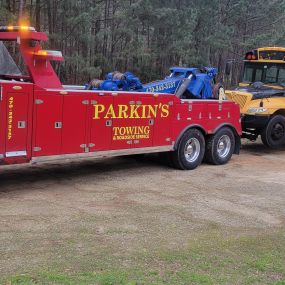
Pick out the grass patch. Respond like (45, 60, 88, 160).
(2, 231, 285, 285)
(2, 272, 135, 285)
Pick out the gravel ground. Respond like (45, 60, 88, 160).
(0, 140, 285, 279)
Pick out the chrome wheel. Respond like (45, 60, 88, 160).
(184, 138, 200, 163)
(217, 135, 231, 158)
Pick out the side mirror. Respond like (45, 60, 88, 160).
(225, 62, 232, 75)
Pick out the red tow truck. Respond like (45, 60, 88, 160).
(0, 26, 241, 170)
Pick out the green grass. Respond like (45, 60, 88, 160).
(2, 231, 285, 285)
(2, 272, 134, 285)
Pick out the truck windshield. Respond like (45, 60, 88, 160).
(0, 41, 22, 76)
(243, 62, 285, 87)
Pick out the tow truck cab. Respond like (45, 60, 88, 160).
(0, 26, 241, 169)
(0, 26, 63, 164)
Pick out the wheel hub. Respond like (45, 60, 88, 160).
(217, 135, 231, 158)
(184, 138, 200, 163)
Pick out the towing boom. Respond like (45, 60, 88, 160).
(86, 67, 218, 100)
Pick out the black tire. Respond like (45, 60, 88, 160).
(171, 129, 205, 170)
(261, 115, 285, 148)
(205, 127, 235, 165)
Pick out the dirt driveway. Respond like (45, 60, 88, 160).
(0, 140, 285, 284)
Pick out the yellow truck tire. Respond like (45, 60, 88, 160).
(261, 115, 285, 148)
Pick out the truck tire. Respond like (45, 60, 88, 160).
(261, 115, 285, 148)
(171, 129, 205, 170)
(205, 127, 235, 165)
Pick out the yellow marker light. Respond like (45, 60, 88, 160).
(37, 50, 48, 56)
(20, 26, 29, 31)
(7, 26, 13, 31)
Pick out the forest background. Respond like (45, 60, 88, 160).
(1, 0, 285, 86)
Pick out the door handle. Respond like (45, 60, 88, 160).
(18, 121, 26, 129)
(149, 119, 154, 126)
(106, 120, 112, 127)
(54, 122, 62, 129)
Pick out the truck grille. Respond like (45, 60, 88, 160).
(228, 93, 250, 109)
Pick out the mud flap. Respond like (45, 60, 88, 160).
(234, 135, 241, 154)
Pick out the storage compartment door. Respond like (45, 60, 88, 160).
(206, 101, 231, 130)
(61, 95, 89, 154)
(132, 96, 154, 148)
(111, 94, 135, 150)
(89, 94, 113, 152)
(0, 86, 5, 158)
(33, 92, 63, 157)
(153, 95, 173, 146)
(5, 92, 29, 157)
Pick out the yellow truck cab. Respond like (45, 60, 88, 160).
(226, 47, 285, 148)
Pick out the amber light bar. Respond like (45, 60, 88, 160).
(34, 50, 63, 57)
(0, 26, 36, 32)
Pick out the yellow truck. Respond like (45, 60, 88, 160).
(226, 47, 285, 148)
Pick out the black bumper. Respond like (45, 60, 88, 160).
(241, 114, 270, 130)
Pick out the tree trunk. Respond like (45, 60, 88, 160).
(18, 0, 25, 22)
(35, 0, 41, 31)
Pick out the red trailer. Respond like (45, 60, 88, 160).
(0, 26, 241, 170)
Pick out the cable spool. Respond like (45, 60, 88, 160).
(87, 79, 104, 90)
(112, 71, 125, 80)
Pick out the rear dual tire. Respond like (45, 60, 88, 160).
(205, 127, 235, 165)
(171, 127, 235, 170)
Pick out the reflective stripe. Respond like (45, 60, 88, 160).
(5, 151, 27, 158)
